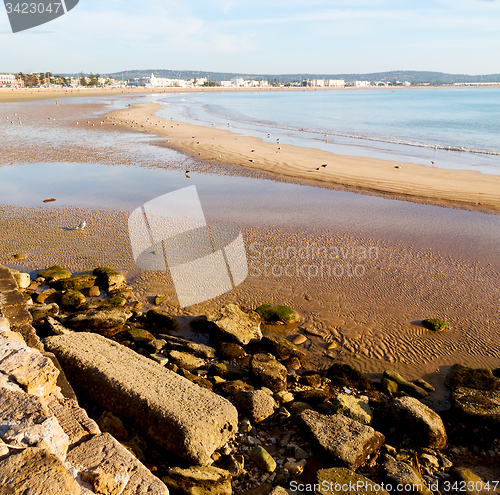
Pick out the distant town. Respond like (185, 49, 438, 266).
(1, 71, 499, 89)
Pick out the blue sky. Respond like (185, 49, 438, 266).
(1, 0, 500, 75)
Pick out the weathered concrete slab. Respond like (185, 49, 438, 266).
(66, 432, 169, 495)
(44, 332, 238, 465)
(44, 351, 78, 401)
(15, 322, 44, 352)
(0, 289, 32, 328)
(0, 447, 81, 495)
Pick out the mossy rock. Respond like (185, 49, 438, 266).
(57, 274, 97, 291)
(38, 265, 72, 282)
(146, 309, 178, 330)
(255, 304, 299, 324)
(127, 328, 155, 344)
(445, 364, 500, 391)
(327, 363, 372, 391)
(60, 290, 86, 308)
(92, 266, 127, 293)
(81, 296, 127, 310)
(422, 318, 450, 331)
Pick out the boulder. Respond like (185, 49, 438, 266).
(67, 433, 169, 495)
(29, 302, 60, 322)
(207, 304, 262, 345)
(383, 370, 428, 399)
(380, 455, 434, 495)
(332, 393, 373, 425)
(250, 353, 287, 392)
(326, 363, 372, 390)
(57, 274, 97, 291)
(147, 309, 178, 330)
(255, 304, 299, 324)
(162, 466, 231, 495)
(44, 332, 238, 465)
(217, 379, 254, 395)
(299, 410, 385, 470)
(9, 269, 31, 289)
(38, 265, 72, 282)
(314, 467, 389, 495)
(0, 447, 81, 494)
(452, 467, 490, 495)
(92, 267, 127, 293)
(209, 362, 247, 380)
(259, 335, 305, 362)
(60, 290, 86, 309)
(65, 307, 132, 330)
(445, 364, 500, 391)
(218, 342, 246, 360)
(451, 387, 500, 430)
(168, 350, 206, 371)
(46, 316, 73, 336)
(234, 390, 278, 423)
(391, 396, 447, 449)
(422, 318, 450, 331)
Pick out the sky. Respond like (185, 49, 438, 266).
(1, 0, 500, 76)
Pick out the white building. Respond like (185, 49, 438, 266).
(0, 74, 21, 87)
(326, 79, 345, 87)
(354, 80, 371, 87)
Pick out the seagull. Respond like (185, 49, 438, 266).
(185, 171, 190, 178)
(431, 161, 436, 164)
(321, 164, 328, 168)
(76, 220, 86, 230)
(315, 167, 320, 170)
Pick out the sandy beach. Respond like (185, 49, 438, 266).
(106, 102, 500, 213)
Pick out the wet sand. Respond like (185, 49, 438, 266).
(1, 95, 499, 399)
(106, 102, 500, 213)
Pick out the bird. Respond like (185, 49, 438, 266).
(315, 167, 320, 170)
(185, 171, 190, 178)
(76, 220, 86, 230)
(251, 149, 255, 152)
(321, 164, 328, 168)
(431, 161, 436, 164)
(395, 165, 401, 169)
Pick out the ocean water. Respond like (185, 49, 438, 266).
(155, 88, 500, 174)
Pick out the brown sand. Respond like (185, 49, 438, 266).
(105, 102, 500, 214)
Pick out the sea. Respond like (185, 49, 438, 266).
(156, 87, 500, 175)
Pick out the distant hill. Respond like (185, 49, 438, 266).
(57, 69, 500, 85)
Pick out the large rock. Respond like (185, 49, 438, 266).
(0, 447, 81, 494)
(234, 390, 278, 423)
(451, 387, 500, 430)
(29, 302, 60, 322)
(0, 340, 59, 397)
(65, 307, 132, 330)
(250, 353, 287, 392)
(380, 455, 434, 495)
(9, 269, 31, 289)
(255, 304, 299, 324)
(313, 467, 389, 495)
(299, 410, 385, 470)
(38, 265, 72, 282)
(326, 363, 372, 390)
(92, 267, 127, 293)
(67, 432, 169, 495)
(383, 370, 428, 399)
(147, 309, 178, 330)
(162, 466, 231, 495)
(168, 350, 206, 371)
(391, 397, 447, 449)
(452, 467, 490, 495)
(0, 388, 69, 460)
(57, 274, 97, 291)
(445, 364, 500, 391)
(332, 393, 373, 425)
(44, 332, 238, 465)
(207, 304, 262, 345)
(259, 336, 305, 362)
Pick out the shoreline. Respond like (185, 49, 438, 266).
(105, 102, 500, 214)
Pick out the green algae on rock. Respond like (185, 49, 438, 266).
(255, 304, 299, 324)
(38, 265, 72, 282)
(422, 318, 450, 331)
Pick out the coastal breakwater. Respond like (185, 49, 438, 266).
(1, 263, 500, 494)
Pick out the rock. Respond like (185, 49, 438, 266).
(288, 402, 313, 415)
(255, 304, 299, 324)
(218, 342, 246, 360)
(0, 389, 69, 460)
(332, 393, 373, 425)
(284, 459, 306, 475)
(209, 362, 247, 379)
(250, 353, 287, 392)
(285, 356, 301, 370)
(60, 290, 86, 308)
(0, 341, 59, 397)
(178, 368, 213, 391)
(38, 265, 72, 282)
(66, 307, 132, 330)
(67, 433, 169, 494)
(420, 453, 439, 470)
(300, 373, 322, 387)
(314, 467, 389, 495)
(218, 379, 254, 395)
(451, 387, 500, 430)
(299, 409, 385, 470)
(250, 445, 276, 473)
(88, 285, 100, 297)
(208, 304, 262, 345)
(414, 378, 435, 392)
(380, 455, 433, 495)
(227, 454, 245, 475)
(260, 336, 306, 362)
(168, 350, 206, 371)
(422, 318, 450, 331)
(269, 488, 289, 495)
(326, 363, 372, 390)
(383, 370, 428, 399)
(445, 364, 500, 391)
(163, 466, 231, 495)
(0, 447, 81, 494)
(274, 391, 294, 404)
(150, 354, 169, 366)
(295, 389, 332, 405)
(9, 269, 31, 289)
(57, 274, 97, 291)
(234, 390, 278, 423)
(452, 467, 489, 495)
(36, 288, 58, 304)
(147, 309, 178, 330)
(29, 302, 60, 322)
(97, 411, 129, 441)
(44, 332, 237, 465)
(240, 484, 273, 495)
(157, 334, 215, 358)
(381, 377, 399, 394)
(292, 334, 307, 345)
(46, 316, 73, 335)
(127, 327, 155, 344)
(391, 396, 447, 449)
(92, 267, 127, 293)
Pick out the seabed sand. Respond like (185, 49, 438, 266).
(107, 102, 500, 213)
(1, 95, 499, 394)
